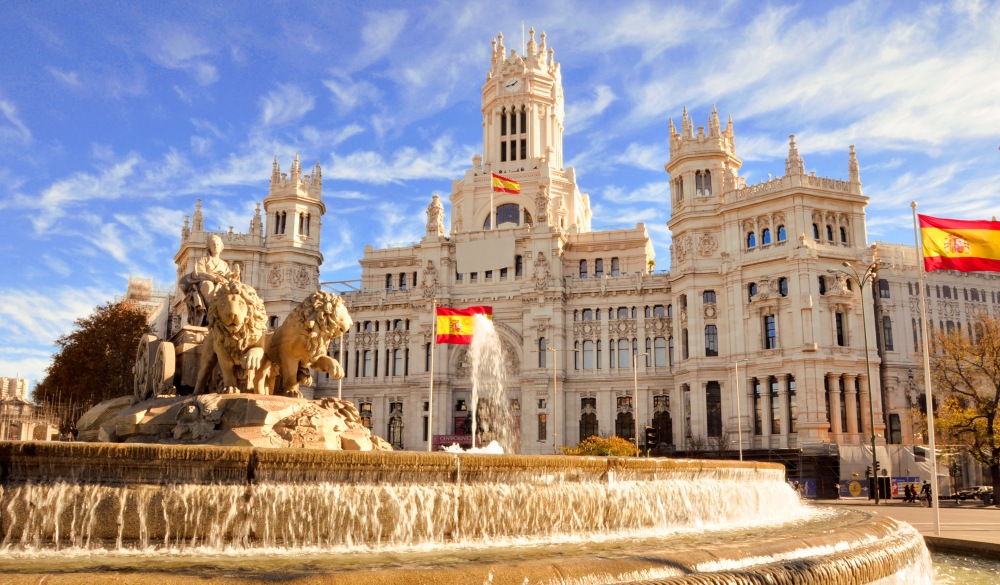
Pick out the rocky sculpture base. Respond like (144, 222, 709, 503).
(76, 393, 392, 451)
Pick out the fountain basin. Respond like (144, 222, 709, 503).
(0, 442, 930, 583)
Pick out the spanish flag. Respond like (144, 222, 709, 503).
(436, 306, 493, 344)
(918, 214, 1000, 273)
(491, 173, 520, 194)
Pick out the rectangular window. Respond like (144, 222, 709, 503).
(610, 257, 620, 276)
(520, 139, 526, 160)
(515, 255, 523, 277)
(705, 325, 718, 356)
(682, 329, 689, 360)
(500, 267, 508, 279)
(835, 313, 845, 346)
(753, 379, 762, 435)
(539, 337, 547, 368)
(763, 315, 777, 349)
(706, 382, 722, 438)
(883, 317, 894, 351)
(788, 377, 797, 433)
(770, 378, 780, 434)
(500, 141, 507, 162)
(878, 279, 890, 298)
(703, 290, 716, 304)
(618, 340, 630, 368)
(537, 413, 547, 441)
(393, 349, 403, 376)
(363, 350, 373, 377)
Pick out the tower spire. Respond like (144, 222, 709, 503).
(709, 104, 721, 137)
(785, 135, 805, 176)
(848, 145, 861, 185)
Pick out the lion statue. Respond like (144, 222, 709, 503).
(266, 291, 353, 398)
(194, 279, 269, 395)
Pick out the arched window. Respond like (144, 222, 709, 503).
(579, 259, 588, 278)
(595, 259, 604, 277)
(812, 223, 820, 239)
(399, 272, 407, 290)
(484, 203, 522, 228)
(779, 277, 789, 297)
(826, 224, 834, 241)
(703, 170, 712, 195)
(385, 274, 393, 291)
(840, 226, 848, 244)
(666, 304, 673, 317)
(610, 257, 620, 276)
(580, 397, 598, 440)
(500, 107, 507, 136)
(747, 232, 756, 248)
(777, 225, 787, 241)
(762, 228, 771, 245)
(748, 282, 758, 300)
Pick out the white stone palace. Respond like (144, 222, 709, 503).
(146, 29, 1000, 494)
(314, 30, 1000, 494)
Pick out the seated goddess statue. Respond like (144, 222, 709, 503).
(179, 234, 236, 326)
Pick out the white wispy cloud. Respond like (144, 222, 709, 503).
(0, 99, 32, 143)
(613, 142, 666, 171)
(323, 72, 381, 113)
(327, 136, 473, 184)
(47, 67, 81, 88)
(259, 84, 316, 127)
(565, 85, 617, 135)
(355, 10, 408, 69)
(146, 25, 218, 85)
(600, 182, 670, 204)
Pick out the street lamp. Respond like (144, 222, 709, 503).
(632, 352, 649, 453)
(831, 253, 881, 504)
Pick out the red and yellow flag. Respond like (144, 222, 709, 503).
(918, 214, 1000, 273)
(491, 173, 520, 194)
(436, 306, 493, 344)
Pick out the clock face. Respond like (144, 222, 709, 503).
(504, 78, 521, 93)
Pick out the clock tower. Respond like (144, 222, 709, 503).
(448, 29, 590, 234)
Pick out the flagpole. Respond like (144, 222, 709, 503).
(911, 201, 941, 535)
(428, 299, 436, 452)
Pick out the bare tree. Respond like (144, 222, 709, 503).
(931, 314, 1000, 505)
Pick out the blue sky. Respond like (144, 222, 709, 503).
(2, 0, 998, 388)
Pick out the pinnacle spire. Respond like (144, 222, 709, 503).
(785, 135, 805, 176)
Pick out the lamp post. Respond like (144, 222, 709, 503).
(632, 352, 649, 453)
(832, 253, 881, 504)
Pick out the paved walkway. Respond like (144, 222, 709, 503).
(813, 497, 1000, 556)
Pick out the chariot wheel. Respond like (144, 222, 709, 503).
(133, 334, 158, 400)
(150, 340, 176, 397)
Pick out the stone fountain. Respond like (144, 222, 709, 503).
(0, 441, 930, 583)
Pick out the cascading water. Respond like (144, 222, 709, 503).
(0, 443, 934, 584)
(467, 313, 513, 452)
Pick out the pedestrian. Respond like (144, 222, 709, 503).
(920, 481, 931, 506)
(903, 484, 912, 503)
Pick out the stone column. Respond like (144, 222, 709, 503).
(761, 378, 773, 440)
(858, 374, 872, 438)
(778, 374, 791, 446)
(827, 373, 843, 439)
(844, 374, 859, 441)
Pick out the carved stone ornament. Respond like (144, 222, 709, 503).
(705, 305, 717, 319)
(698, 233, 718, 256)
(269, 265, 284, 287)
(535, 185, 551, 225)
(294, 266, 311, 288)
